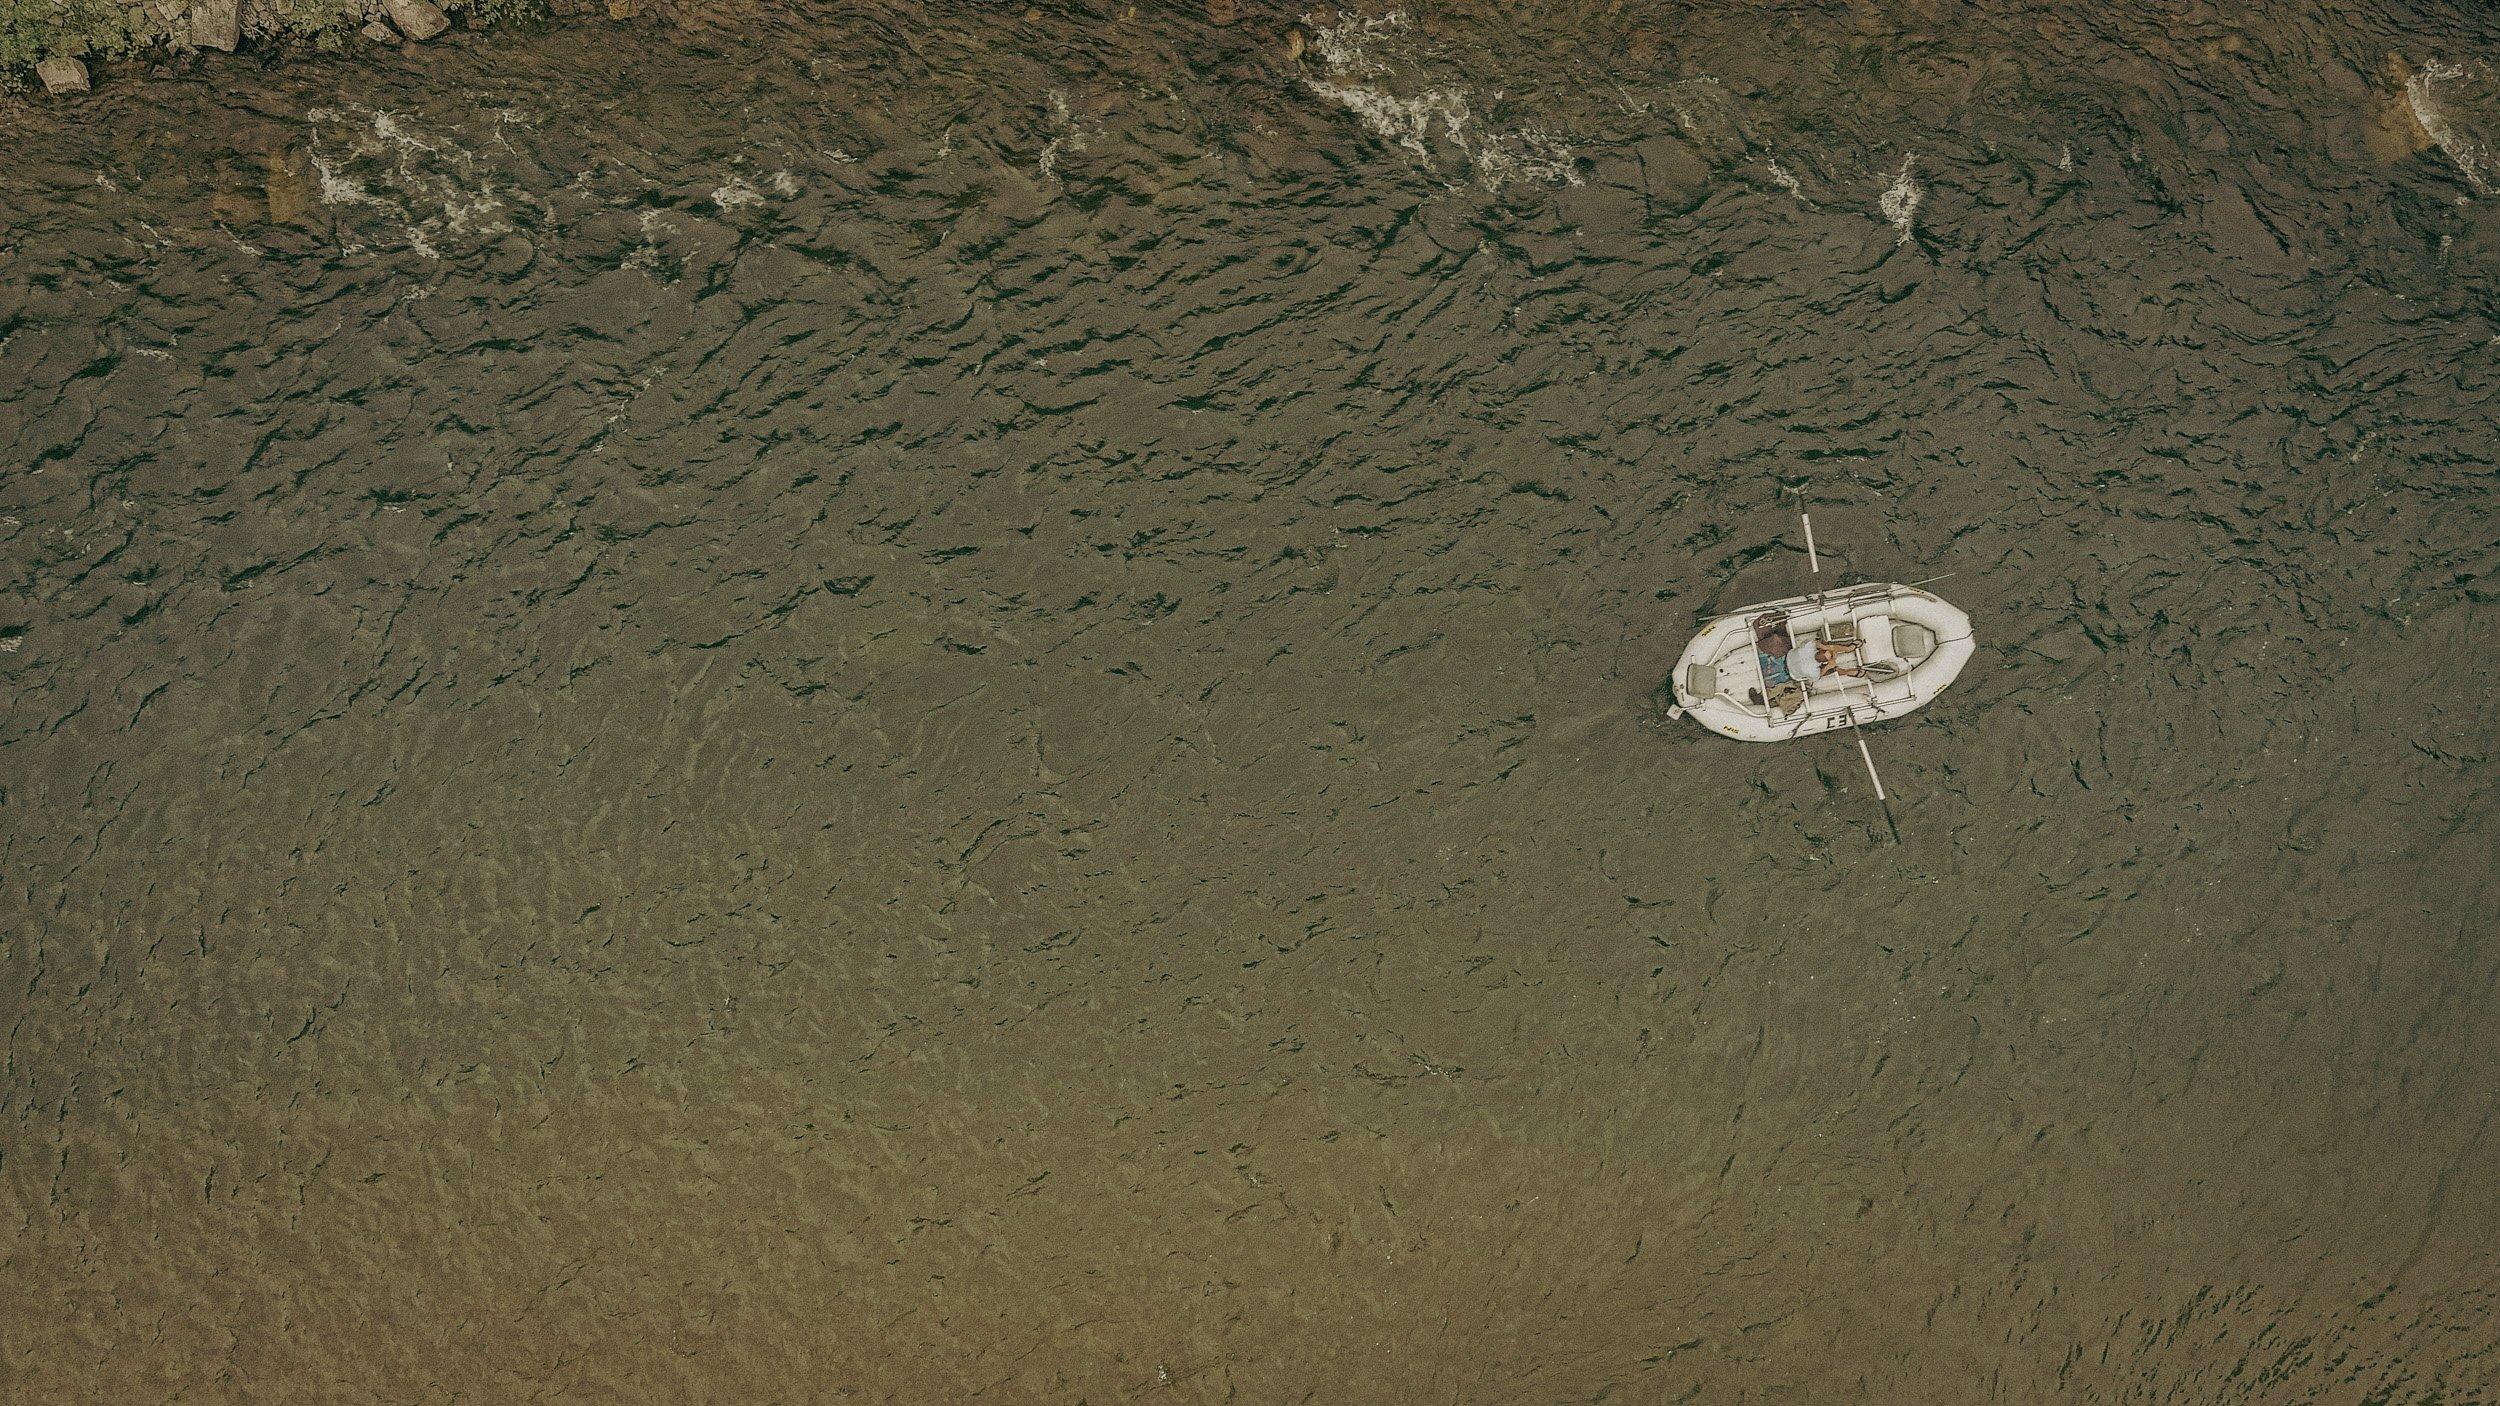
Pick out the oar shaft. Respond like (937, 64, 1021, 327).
(1854, 731, 1886, 801)
(1802, 511, 1819, 573)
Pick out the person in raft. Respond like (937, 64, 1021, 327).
(1758, 629, 1795, 684)
(1790, 638, 1864, 688)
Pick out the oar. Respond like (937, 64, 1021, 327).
(1851, 722, 1885, 801)
(1794, 489, 1901, 837)
(1796, 489, 1832, 623)
(1843, 706, 1901, 841)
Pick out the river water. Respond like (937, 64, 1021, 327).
(5, 2, 2498, 1399)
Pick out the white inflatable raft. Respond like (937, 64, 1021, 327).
(1669, 582, 1975, 742)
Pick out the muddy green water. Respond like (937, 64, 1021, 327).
(5, 2, 2499, 1400)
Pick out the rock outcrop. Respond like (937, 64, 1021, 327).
(191, 0, 241, 52)
(3, 0, 597, 89)
(384, 0, 452, 41)
(37, 57, 89, 95)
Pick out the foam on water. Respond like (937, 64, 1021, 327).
(623, 207, 669, 274)
(1037, 89, 1077, 181)
(1879, 154, 1922, 244)
(2405, 59, 2496, 195)
(1662, 76, 1752, 164)
(1304, 10, 1580, 192)
(306, 106, 513, 258)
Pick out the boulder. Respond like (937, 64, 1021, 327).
(361, 20, 399, 42)
(190, 0, 239, 51)
(37, 57, 90, 95)
(383, 0, 450, 41)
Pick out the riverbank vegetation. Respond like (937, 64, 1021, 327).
(3, 0, 562, 85)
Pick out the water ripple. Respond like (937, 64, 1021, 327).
(2, 1, 2496, 1400)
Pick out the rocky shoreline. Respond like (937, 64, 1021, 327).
(4, 0, 642, 96)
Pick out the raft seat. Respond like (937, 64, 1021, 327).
(1890, 621, 1937, 662)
